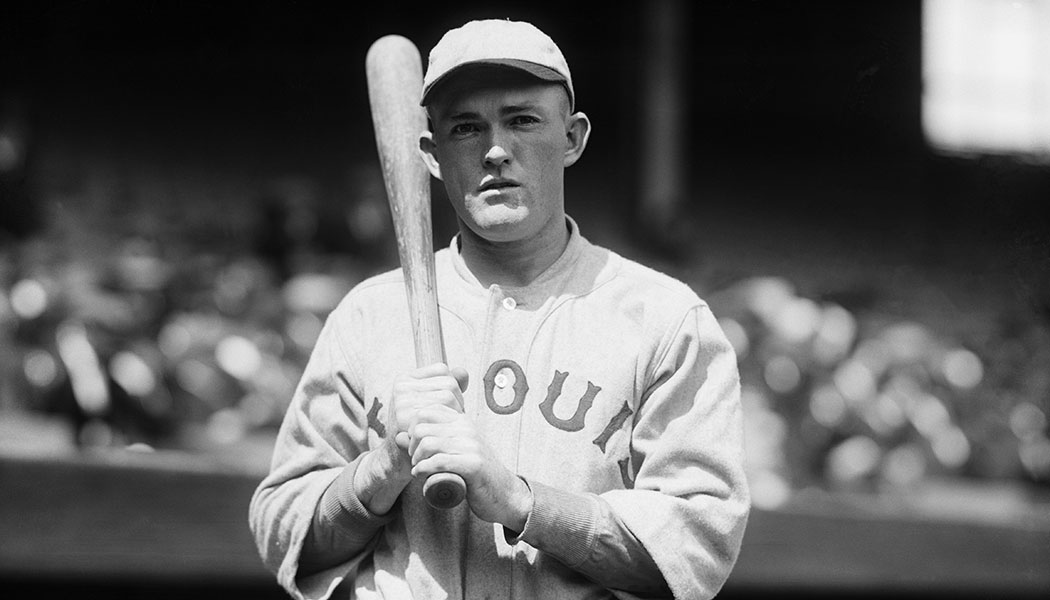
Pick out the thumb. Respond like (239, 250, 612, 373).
(451, 366, 470, 393)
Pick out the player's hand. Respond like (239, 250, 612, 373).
(405, 390, 533, 531)
(388, 362, 468, 450)
(354, 363, 468, 514)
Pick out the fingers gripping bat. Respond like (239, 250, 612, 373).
(365, 35, 466, 510)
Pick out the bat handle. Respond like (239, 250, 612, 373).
(415, 343, 466, 509)
(424, 472, 467, 509)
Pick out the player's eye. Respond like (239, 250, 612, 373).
(450, 123, 479, 136)
(510, 115, 540, 127)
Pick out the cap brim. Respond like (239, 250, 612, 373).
(421, 59, 567, 106)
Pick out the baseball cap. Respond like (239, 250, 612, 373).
(421, 19, 574, 110)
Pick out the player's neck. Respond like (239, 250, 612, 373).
(458, 219, 570, 289)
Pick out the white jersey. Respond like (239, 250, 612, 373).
(250, 217, 750, 600)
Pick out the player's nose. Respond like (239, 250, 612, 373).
(483, 144, 510, 168)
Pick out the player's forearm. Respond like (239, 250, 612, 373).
(513, 480, 670, 595)
(298, 448, 410, 577)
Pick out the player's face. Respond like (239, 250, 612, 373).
(421, 72, 588, 246)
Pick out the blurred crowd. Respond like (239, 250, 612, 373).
(705, 276, 1050, 507)
(0, 221, 359, 455)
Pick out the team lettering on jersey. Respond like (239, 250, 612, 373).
(368, 358, 636, 487)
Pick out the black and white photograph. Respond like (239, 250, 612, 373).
(1, 1, 1048, 599)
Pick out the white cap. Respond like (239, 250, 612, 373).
(421, 19, 574, 109)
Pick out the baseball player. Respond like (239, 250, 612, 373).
(250, 18, 749, 600)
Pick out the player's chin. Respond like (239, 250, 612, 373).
(468, 208, 532, 240)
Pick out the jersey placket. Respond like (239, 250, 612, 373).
(464, 283, 535, 599)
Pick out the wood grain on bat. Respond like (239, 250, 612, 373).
(366, 35, 443, 366)
(366, 35, 465, 509)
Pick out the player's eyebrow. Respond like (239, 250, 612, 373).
(499, 102, 540, 115)
(447, 110, 481, 121)
(445, 102, 540, 122)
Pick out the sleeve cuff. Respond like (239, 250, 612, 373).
(511, 478, 601, 568)
(317, 458, 394, 546)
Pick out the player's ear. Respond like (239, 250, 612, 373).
(419, 131, 443, 180)
(563, 112, 591, 168)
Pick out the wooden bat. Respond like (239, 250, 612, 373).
(365, 34, 466, 510)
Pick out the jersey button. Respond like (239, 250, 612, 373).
(502, 297, 517, 310)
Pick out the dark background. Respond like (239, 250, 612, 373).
(3, 0, 1047, 316)
(1, 1, 1048, 598)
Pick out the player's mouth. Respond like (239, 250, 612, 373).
(478, 177, 520, 193)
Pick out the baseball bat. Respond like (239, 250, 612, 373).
(365, 34, 466, 510)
